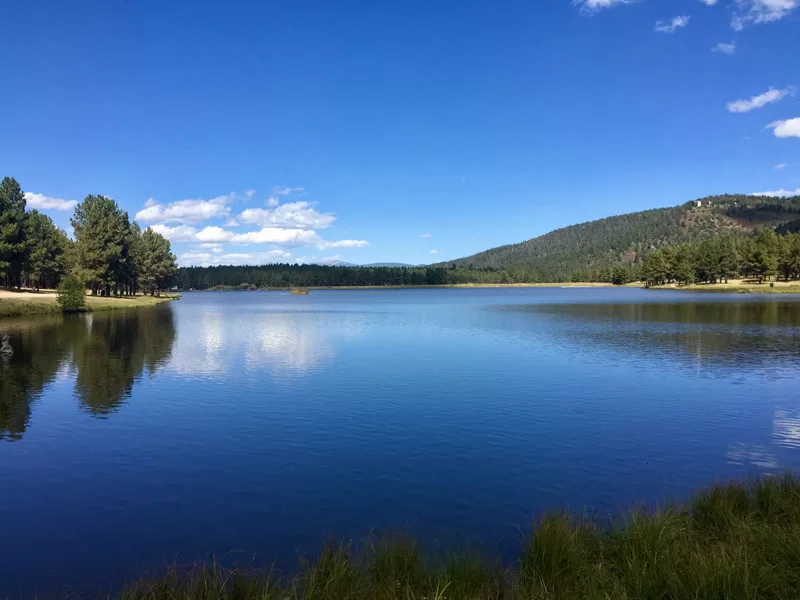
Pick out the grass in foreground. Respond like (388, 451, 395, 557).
(0, 292, 176, 318)
(120, 475, 800, 600)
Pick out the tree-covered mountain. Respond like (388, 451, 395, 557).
(442, 194, 800, 282)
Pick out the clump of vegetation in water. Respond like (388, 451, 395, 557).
(56, 274, 87, 313)
(119, 474, 800, 599)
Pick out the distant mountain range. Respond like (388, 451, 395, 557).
(442, 194, 800, 280)
(317, 261, 420, 268)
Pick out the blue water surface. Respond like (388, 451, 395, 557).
(1, 287, 799, 594)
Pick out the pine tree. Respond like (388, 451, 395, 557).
(71, 195, 131, 295)
(0, 177, 28, 288)
(25, 210, 68, 290)
(139, 227, 177, 295)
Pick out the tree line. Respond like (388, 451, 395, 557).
(639, 228, 800, 287)
(0, 177, 178, 296)
(176, 264, 517, 289)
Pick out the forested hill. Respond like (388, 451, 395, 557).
(443, 194, 800, 281)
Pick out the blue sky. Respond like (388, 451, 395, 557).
(1, 0, 798, 266)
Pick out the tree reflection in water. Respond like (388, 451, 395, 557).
(0, 306, 175, 439)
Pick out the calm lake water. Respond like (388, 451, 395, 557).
(2, 288, 800, 594)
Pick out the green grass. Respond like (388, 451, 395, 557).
(0, 293, 177, 319)
(118, 475, 800, 599)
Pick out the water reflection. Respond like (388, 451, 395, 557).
(74, 309, 176, 415)
(521, 301, 800, 375)
(774, 410, 800, 449)
(169, 310, 363, 377)
(0, 307, 176, 439)
(725, 443, 779, 470)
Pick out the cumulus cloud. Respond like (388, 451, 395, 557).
(23, 192, 78, 211)
(154, 223, 367, 249)
(229, 228, 322, 246)
(266, 197, 279, 207)
(699, 0, 718, 4)
(767, 118, 800, 138)
(238, 201, 336, 229)
(732, 0, 798, 29)
(273, 186, 305, 196)
(775, 163, 788, 170)
(419, 233, 432, 238)
(135, 194, 234, 224)
(429, 249, 439, 255)
(149, 224, 199, 242)
(712, 42, 736, 54)
(654, 16, 690, 33)
(752, 188, 800, 197)
(245, 189, 256, 200)
(573, 0, 634, 14)
(727, 88, 792, 113)
(179, 249, 293, 267)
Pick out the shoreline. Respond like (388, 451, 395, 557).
(81, 475, 800, 599)
(0, 290, 177, 319)
(190, 282, 618, 291)
(182, 280, 800, 293)
(649, 280, 800, 294)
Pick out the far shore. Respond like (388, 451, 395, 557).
(650, 279, 800, 294)
(0, 290, 177, 319)
(194, 282, 617, 291)
(184, 279, 800, 293)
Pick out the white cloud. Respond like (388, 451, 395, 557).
(196, 226, 235, 243)
(179, 249, 293, 267)
(775, 163, 788, 170)
(266, 197, 279, 207)
(273, 186, 305, 196)
(751, 188, 800, 197)
(429, 249, 439, 255)
(245, 189, 256, 200)
(573, 0, 634, 14)
(732, 0, 798, 29)
(135, 194, 234, 224)
(151, 221, 368, 251)
(229, 228, 322, 246)
(149, 224, 199, 242)
(700, 0, 718, 5)
(317, 239, 369, 249)
(654, 16, 690, 33)
(24, 192, 78, 211)
(727, 88, 792, 113)
(767, 117, 800, 137)
(712, 42, 736, 54)
(238, 201, 336, 229)
(419, 233, 432, 238)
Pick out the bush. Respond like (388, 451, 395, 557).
(56, 274, 87, 312)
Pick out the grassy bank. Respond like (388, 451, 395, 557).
(120, 475, 800, 599)
(0, 291, 177, 319)
(652, 279, 800, 294)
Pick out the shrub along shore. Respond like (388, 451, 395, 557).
(0, 290, 175, 319)
(115, 475, 800, 599)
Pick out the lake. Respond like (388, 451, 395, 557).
(2, 288, 800, 594)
